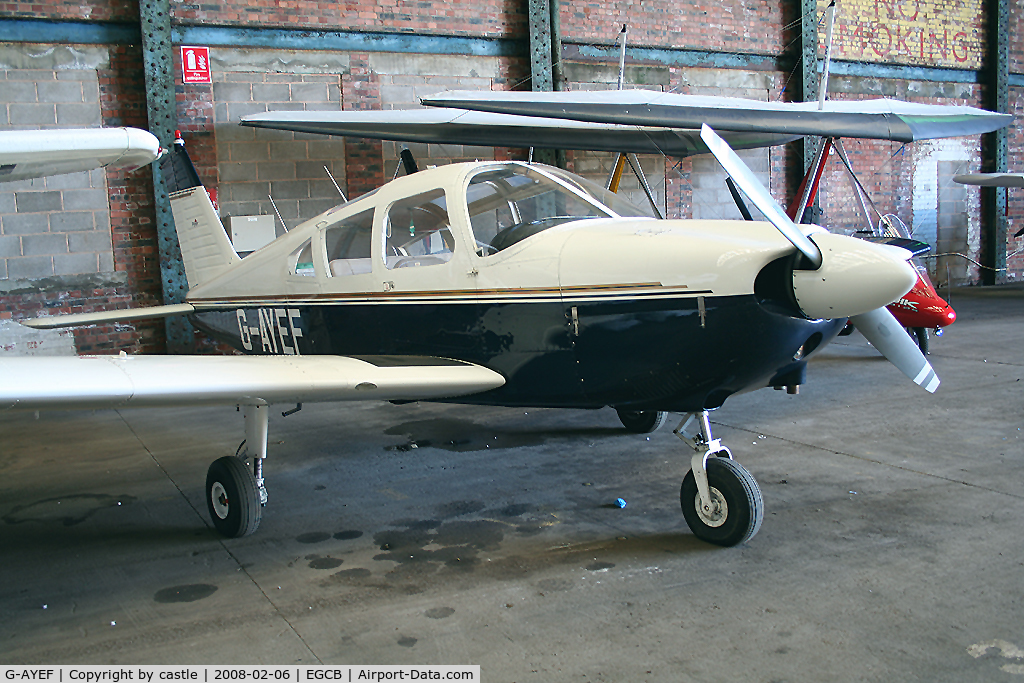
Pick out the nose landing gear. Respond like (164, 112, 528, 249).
(674, 412, 763, 547)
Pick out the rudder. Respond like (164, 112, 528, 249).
(159, 138, 240, 288)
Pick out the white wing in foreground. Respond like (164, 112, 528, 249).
(0, 354, 505, 411)
(0, 127, 162, 182)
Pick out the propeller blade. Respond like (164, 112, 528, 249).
(849, 307, 940, 393)
(700, 124, 823, 268)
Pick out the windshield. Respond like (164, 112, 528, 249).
(466, 165, 636, 255)
(542, 166, 657, 219)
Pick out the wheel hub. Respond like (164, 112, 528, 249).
(210, 482, 230, 520)
(694, 486, 728, 527)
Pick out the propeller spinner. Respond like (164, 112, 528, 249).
(699, 124, 940, 393)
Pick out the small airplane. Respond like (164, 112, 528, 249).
(2, 118, 943, 548)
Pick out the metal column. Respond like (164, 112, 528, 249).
(982, 0, 1008, 285)
(799, 0, 820, 175)
(527, 0, 563, 167)
(140, 0, 191, 352)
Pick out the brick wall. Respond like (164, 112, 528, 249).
(0, 43, 164, 355)
(559, 0, 786, 55)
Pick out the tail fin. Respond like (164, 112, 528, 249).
(159, 138, 240, 288)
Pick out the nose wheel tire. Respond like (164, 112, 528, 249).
(911, 326, 930, 355)
(616, 408, 668, 433)
(681, 456, 763, 547)
(206, 455, 262, 538)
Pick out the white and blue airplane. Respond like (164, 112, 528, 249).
(2, 94, 1006, 545)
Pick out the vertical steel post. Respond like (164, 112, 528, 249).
(799, 0, 820, 175)
(140, 0, 191, 352)
(982, 0, 1008, 285)
(527, 0, 560, 166)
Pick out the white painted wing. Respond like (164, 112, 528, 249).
(0, 355, 505, 410)
(420, 90, 1012, 142)
(0, 127, 162, 182)
(953, 173, 1024, 188)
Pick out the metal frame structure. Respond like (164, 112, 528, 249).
(140, 0, 191, 352)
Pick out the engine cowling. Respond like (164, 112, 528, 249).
(791, 232, 917, 320)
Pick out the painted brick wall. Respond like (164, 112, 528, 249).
(819, 0, 986, 69)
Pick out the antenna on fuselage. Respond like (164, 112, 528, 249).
(324, 165, 347, 202)
(392, 147, 421, 179)
(268, 194, 288, 233)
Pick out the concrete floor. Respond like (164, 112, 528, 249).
(1, 287, 1022, 681)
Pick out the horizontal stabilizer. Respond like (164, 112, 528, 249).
(241, 108, 800, 157)
(18, 303, 196, 329)
(0, 355, 505, 411)
(422, 91, 1012, 143)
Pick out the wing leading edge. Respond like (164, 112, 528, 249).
(0, 355, 505, 411)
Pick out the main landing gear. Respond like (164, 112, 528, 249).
(673, 412, 764, 547)
(206, 404, 270, 537)
(615, 407, 669, 433)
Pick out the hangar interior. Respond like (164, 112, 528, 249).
(0, 0, 1023, 678)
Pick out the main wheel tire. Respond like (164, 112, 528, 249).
(206, 456, 262, 538)
(680, 457, 763, 547)
(616, 408, 668, 434)
(911, 326, 930, 355)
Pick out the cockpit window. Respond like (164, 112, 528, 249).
(466, 165, 641, 255)
(383, 189, 455, 269)
(325, 208, 373, 277)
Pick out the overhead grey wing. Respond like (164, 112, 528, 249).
(240, 108, 800, 157)
(420, 91, 1012, 143)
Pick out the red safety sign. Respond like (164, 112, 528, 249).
(181, 46, 212, 84)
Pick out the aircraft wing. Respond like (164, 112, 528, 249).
(0, 127, 162, 182)
(420, 91, 1012, 143)
(953, 173, 1024, 187)
(240, 108, 801, 157)
(0, 354, 505, 411)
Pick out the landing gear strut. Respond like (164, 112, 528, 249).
(674, 412, 763, 547)
(205, 404, 269, 537)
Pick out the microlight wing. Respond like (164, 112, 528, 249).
(240, 108, 800, 156)
(420, 90, 1012, 142)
